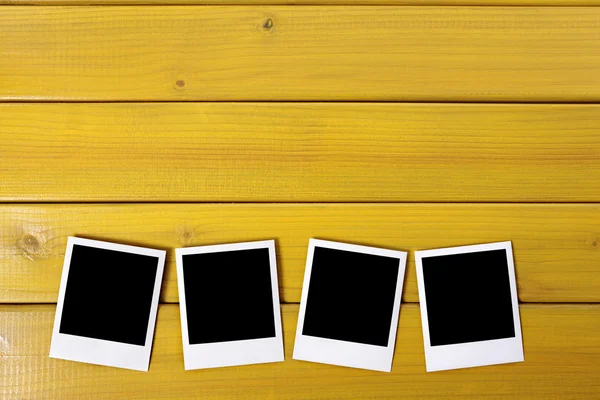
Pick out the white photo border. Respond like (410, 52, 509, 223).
(175, 240, 284, 370)
(415, 241, 524, 372)
(293, 238, 407, 372)
(49, 236, 166, 372)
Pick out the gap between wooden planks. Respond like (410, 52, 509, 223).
(1, 204, 598, 304)
(2, 103, 600, 202)
(0, 7, 599, 101)
(0, 304, 598, 399)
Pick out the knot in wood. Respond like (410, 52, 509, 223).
(18, 234, 44, 259)
(263, 19, 274, 30)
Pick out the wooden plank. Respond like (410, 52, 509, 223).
(2, 103, 600, 202)
(4, 0, 600, 5)
(0, 304, 598, 399)
(1, 204, 598, 303)
(1, 7, 599, 101)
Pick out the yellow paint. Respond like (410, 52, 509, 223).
(1, 7, 600, 101)
(0, 2, 598, 398)
(1, 203, 598, 303)
(2, 103, 599, 202)
(0, 304, 598, 399)
(4, 0, 600, 4)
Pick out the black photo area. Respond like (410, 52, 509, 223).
(422, 249, 516, 347)
(59, 245, 159, 346)
(302, 247, 400, 347)
(182, 248, 276, 345)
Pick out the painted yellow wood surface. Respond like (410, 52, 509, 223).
(5, 0, 600, 5)
(0, 0, 598, 398)
(0, 304, 597, 399)
(1, 204, 598, 304)
(1, 7, 600, 101)
(2, 103, 600, 202)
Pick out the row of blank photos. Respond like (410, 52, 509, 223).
(50, 237, 524, 373)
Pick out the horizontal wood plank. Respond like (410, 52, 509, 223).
(1, 204, 598, 303)
(2, 103, 600, 202)
(1, 7, 600, 101)
(4, 0, 600, 4)
(0, 304, 598, 399)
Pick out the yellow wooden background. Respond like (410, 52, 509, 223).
(0, 0, 599, 398)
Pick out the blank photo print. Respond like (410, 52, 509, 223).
(293, 239, 407, 372)
(50, 237, 166, 371)
(175, 240, 284, 370)
(415, 241, 524, 372)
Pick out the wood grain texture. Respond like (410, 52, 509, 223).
(1, 204, 598, 303)
(2, 103, 600, 202)
(0, 304, 598, 399)
(4, 0, 600, 5)
(1, 7, 600, 101)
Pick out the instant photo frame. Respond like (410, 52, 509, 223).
(175, 240, 284, 370)
(293, 239, 407, 372)
(50, 237, 166, 371)
(415, 241, 524, 372)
